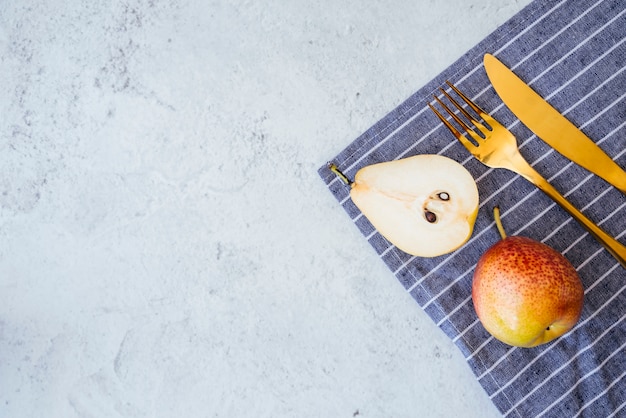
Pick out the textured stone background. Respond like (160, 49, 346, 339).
(1, 1, 530, 416)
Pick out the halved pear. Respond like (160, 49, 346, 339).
(338, 154, 479, 257)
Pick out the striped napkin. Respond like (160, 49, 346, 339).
(319, 0, 625, 416)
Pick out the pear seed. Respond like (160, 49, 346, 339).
(437, 192, 450, 201)
(424, 210, 437, 223)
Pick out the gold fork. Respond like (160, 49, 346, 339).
(429, 81, 626, 268)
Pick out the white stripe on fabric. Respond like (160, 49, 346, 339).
(452, 318, 482, 344)
(436, 294, 472, 327)
(507, 0, 606, 72)
(521, 8, 626, 83)
(607, 399, 626, 418)
(530, 339, 626, 418)
(574, 371, 626, 417)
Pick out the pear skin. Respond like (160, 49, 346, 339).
(472, 208, 584, 347)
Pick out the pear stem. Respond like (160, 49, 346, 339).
(493, 206, 507, 239)
(328, 163, 353, 186)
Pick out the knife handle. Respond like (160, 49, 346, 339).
(511, 153, 626, 269)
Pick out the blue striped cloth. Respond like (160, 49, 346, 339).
(319, 0, 626, 416)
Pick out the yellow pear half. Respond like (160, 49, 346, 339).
(346, 154, 479, 257)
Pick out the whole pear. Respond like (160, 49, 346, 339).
(472, 207, 584, 347)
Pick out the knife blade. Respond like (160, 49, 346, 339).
(483, 53, 626, 194)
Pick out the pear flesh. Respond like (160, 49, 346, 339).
(350, 154, 479, 257)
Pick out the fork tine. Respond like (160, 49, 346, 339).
(428, 102, 464, 138)
(446, 81, 487, 118)
(433, 95, 469, 132)
(438, 87, 482, 130)
(428, 101, 477, 150)
(432, 94, 484, 144)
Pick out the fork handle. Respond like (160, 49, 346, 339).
(511, 154, 626, 269)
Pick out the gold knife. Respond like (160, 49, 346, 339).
(483, 53, 626, 194)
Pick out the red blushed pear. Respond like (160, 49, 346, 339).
(472, 207, 585, 348)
